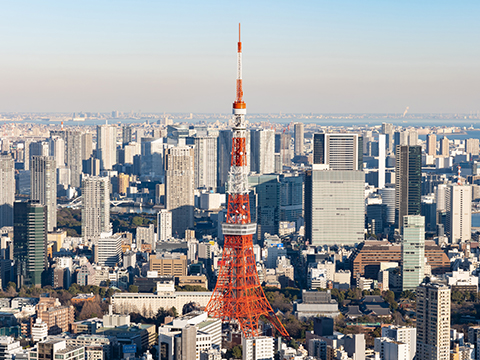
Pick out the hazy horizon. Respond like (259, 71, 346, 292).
(1, 1, 479, 114)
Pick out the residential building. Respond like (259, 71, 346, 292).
(94, 233, 122, 267)
(416, 283, 450, 360)
(242, 336, 274, 360)
(0, 155, 14, 228)
(136, 224, 155, 247)
(31, 156, 57, 232)
(97, 124, 117, 171)
(426, 134, 437, 156)
(294, 123, 304, 156)
(466, 138, 479, 156)
(395, 145, 421, 229)
(82, 176, 110, 242)
(381, 326, 416, 360)
(14, 201, 47, 287)
(447, 184, 472, 244)
(36, 297, 75, 335)
(165, 146, 194, 237)
(374, 337, 409, 360)
(250, 129, 275, 175)
(194, 136, 217, 190)
(157, 210, 172, 241)
(440, 136, 449, 157)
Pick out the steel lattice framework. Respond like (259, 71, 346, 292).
(204, 24, 289, 339)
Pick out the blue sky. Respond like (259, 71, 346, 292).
(0, 1, 479, 114)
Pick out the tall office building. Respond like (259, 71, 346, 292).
(313, 133, 363, 171)
(14, 201, 47, 287)
(379, 188, 395, 225)
(447, 184, 472, 244)
(402, 215, 425, 291)
(249, 174, 280, 240)
(416, 282, 450, 360)
(440, 136, 449, 157)
(381, 123, 394, 154)
(65, 131, 83, 188)
(81, 133, 93, 161)
(141, 138, 164, 179)
(275, 133, 292, 166)
(31, 156, 57, 232)
(157, 210, 172, 241)
(122, 125, 133, 146)
(294, 123, 304, 156)
(97, 124, 117, 170)
(280, 174, 303, 223)
(426, 134, 437, 156)
(94, 233, 122, 267)
(378, 134, 386, 189)
(30, 141, 49, 158)
(165, 147, 194, 238)
(0, 155, 15, 228)
(250, 129, 275, 175)
(81, 176, 110, 242)
(381, 325, 416, 360)
(194, 136, 217, 190)
(48, 137, 65, 168)
(395, 145, 421, 228)
(465, 138, 479, 156)
(305, 170, 364, 246)
(435, 183, 448, 212)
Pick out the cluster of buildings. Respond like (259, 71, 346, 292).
(1, 118, 480, 359)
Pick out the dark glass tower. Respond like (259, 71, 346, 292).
(14, 200, 47, 287)
(395, 145, 422, 229)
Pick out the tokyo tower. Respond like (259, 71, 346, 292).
(205, 24, 289, 339)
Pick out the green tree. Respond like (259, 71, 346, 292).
(231, 345, 242, 359)
(128, 285, 139, 293)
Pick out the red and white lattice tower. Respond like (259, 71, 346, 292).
(204, 24, 289, 339)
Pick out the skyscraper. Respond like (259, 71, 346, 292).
(165, 147, 194, 237)
(250, 129, 275, 175)
(381, 123, 394, 154)
(48, 136, 65, 168)
(81, 133, 93, 161)
(275, 132, 292, 166)
(82, 176, 110, 242)
(157, 210, 172, 241)
(378, 134, 386, 189)
(465, 138, 479, 156)
(395, 145, 421, 229)
(447, 184, 472, 244)
(313, 133, 363, 171)
(426, 134, 437, 156)
(0, 154, 15, 228)
(31, 156, 57, 232)
(440, 136, 449, 157)
(14, 201, 47, 287)
(402, 215, 425, 291)
(305, 170, 364, 246)
(97, 124, 117, 170)
(416, 282, 450, 360)
(194, 136, 217, 190)
(65, 130, 83, 188)
(294, 123, 304, 156)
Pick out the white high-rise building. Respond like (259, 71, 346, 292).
(0, 155, 15, 228)
(416, 283, 450, 360)
(165, 147, 194, 238)
(194, 136, 217, 190)
(402, 215, 425, 291)
(65, 130, 83, 188)
(97, 124, 117, 170)
(378, 134, 386, 189)
(242, 336, 274, 360)
(374, 337, 409, 360)
(447, 184, 472, 244)
(94, 233, 122, 267)
(381, 326, 416, 360)
(157, 210, 172, 241)
(435, 183, 447, 211)
(250, 129, 275, 175)
(31, 156, 57, 232)
(294, 123, 304, 156)
(313, 133, 362, 171)
(82, 176, 111, 242)
(48, 137, 65, 168)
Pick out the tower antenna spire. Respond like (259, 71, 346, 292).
(205, 24, 289, 340)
